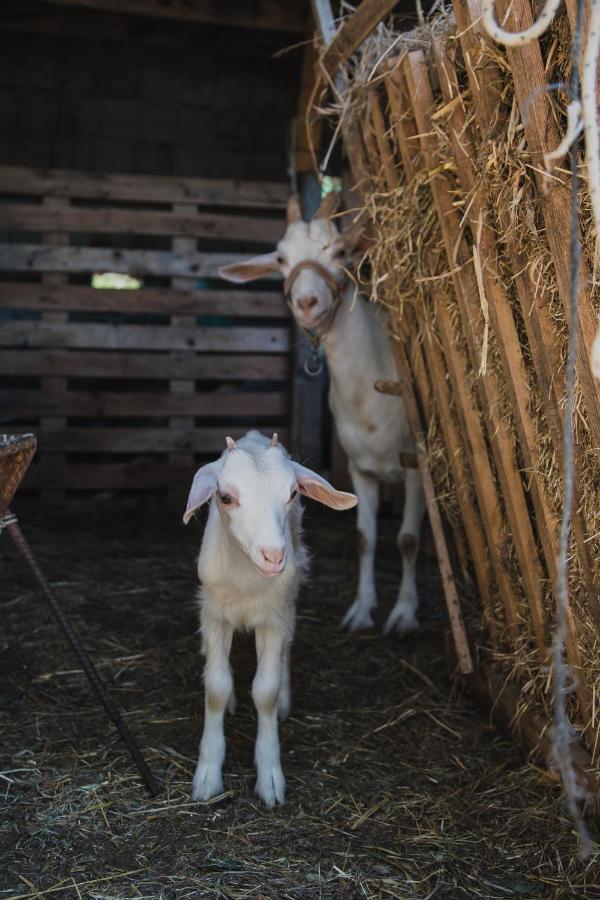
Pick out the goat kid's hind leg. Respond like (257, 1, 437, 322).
(253, 624, 286, 806)
(385, 467, 426, 636)
(341, 467, 379, 631)
(192, 618, 233, 801)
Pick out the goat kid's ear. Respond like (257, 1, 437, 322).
(218, 251, 280, 284)
(291, 462, 358, 511)
(183, 461, 221, 524)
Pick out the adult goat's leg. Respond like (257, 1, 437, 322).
(192, 617, 233, 801)
(385, 468, 425, 635)
(253, 624, 286, 806)
(341, 466, 379, 631)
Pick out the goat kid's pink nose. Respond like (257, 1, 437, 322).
(297, 296, 319, 313)
(260, 547, 285, 566)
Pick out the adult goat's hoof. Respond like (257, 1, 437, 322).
(383, 606, 419, 637)
(340, 600, 376, 631)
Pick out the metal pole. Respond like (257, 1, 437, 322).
(2, 510, 160, 797)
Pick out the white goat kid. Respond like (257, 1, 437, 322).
(219, 194, 426, 636)
(183, 430, 357, 806)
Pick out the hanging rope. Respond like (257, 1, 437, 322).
(481, 0, 597, 856)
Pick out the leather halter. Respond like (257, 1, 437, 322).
(283, 259, 346, 348)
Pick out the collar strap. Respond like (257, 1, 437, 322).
(283, 259, 344, 298)
(283, 259, 346, 347)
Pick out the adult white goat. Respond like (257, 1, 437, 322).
(219, 194, 426, 636)
(183, 429, 357, 806)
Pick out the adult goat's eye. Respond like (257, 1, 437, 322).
(219, 493, 233, 505)
(290, 489, 298, 501)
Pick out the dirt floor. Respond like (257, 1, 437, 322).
(1, 502, 599, 899)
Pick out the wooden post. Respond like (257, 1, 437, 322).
(40, 197, 69, 505)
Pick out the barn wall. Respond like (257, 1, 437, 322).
(0, 5, 302, 181)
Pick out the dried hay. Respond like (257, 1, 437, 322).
(2, 507, 600, 896)
(315, 5, 600, 771)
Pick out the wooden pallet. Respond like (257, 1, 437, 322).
(0, 166, 291, 500)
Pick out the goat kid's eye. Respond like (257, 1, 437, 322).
(289, 489, 298, 501)
(276, 254, 286, 265)
(219, 493, 233, 505)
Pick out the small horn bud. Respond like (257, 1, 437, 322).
(225, 436, 237, 451)
(271, 433, 279, 448)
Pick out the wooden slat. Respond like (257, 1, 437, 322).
(320, 0, 400, 77)
(0, 203, 284, 243)
(0, 244, 250, 278)
(0, 284, 286, 318)
(0, 166, 288, 209)
(393, 340, 473, 674)
(0, 389, 288, 418)
(22, 461, 190, 491)
(36, 426, 286, 453)
(0, 322, 289, 353)
(35, 0, 307, 32)
(370, 89, 400, 190)
(1, 349, 290, 381)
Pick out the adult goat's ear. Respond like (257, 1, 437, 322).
(287, 193, 302, 224)
(183, 461, 221, 524)
(218, 251, 280, 284)
(315, 191, 340, 220)
(291, 462, 358, 511)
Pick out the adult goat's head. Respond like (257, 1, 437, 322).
(218, 193, 362, 331)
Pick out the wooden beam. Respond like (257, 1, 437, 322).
(2, 349, 290, 381)
(34, 0, 308, 32)
(0, 166, 289, 209)
(0, 389, 288, 419)
(320, 0, 400, 77)
(0, 321, 289, 353)
(0, 284, 286, 318)
(0, 203, 284, 243)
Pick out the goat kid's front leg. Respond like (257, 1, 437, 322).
(341, 466, 379, 631)
(192, 617, 233, 801)
(253, 624, 287, 806)
(385, 467, 426, 636)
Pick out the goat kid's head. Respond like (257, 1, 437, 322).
(183, 434, 358, 578)
(219, 193, 362, 331)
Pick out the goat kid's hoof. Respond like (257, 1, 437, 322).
(192, 761, 224, 802)
(383, 607, 419, 637)
(255, 767, 286, 807)
(340, 601, 376, 632)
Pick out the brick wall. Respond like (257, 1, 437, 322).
(0, 8, 302, 181)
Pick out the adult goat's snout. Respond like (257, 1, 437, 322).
(297, 295, 319, 314)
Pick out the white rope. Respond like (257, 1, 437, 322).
(480, 0, 597, 856)
(481, 0, 562, 45)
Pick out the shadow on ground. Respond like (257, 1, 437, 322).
(1, 502, 597, 898)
